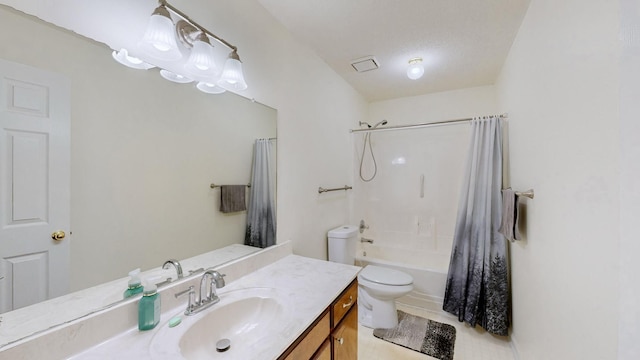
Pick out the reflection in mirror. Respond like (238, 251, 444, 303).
(0, 5, 276, 346)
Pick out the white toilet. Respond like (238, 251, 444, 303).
(327, 225, 413, 329)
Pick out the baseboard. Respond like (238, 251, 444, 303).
(510, 333, 521, 360)
(397, 290, 443, 313)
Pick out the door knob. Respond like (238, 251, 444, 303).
(51, 230, 66, 241)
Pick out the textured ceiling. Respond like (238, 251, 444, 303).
(258, 0, 531, 102)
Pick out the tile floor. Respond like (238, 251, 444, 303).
(358, 303, 515, 360)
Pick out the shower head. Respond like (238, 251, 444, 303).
(359, 120, 388, 129)
(372, 120, 388, 129)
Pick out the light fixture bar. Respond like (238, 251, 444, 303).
(159, 0, 237, 52)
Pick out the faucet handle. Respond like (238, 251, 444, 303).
(359, 219, 369, 233)
(175, 285, 196, 315)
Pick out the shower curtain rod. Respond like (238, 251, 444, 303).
(350, 113, 508, 133)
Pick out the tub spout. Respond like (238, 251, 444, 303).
(361, 237, 374, 244)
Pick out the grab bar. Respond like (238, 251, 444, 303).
(210, 183, 250, 189)
(318, 185, 352, 194)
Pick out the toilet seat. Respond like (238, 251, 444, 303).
(359, 265, 412, 286)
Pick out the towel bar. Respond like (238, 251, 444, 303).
(210, 183, 251, 189)
(318, 185, 352, 194)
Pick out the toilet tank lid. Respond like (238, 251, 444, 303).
(328, 225, 358, 238)
(359, 265, 413, 286)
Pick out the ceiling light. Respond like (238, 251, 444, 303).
(159, 69, 193, 83)
(407, 58, 424, 80)
(217, 50, 248, 91)
(112, 49, 155, 70)
(112, 0, 247, 95)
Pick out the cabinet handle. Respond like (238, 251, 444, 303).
(342, 295, 353, 308)
(334, 336, 344, 345)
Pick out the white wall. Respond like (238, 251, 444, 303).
(618, 0, 640, 358)
(496, 0, 620, 358)
(368, 85, 498, 126)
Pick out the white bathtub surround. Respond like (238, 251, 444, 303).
(0, 242, 361, 359)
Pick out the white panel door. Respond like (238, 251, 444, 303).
(0, 59, 70, 312)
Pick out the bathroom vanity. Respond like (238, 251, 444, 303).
(0, 242, 361, 359)
(279, 279, 358, 359)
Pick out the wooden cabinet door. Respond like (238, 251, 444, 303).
(333, 306, 358, 359)
(312, 339, 331, 360)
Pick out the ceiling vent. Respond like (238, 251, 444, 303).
(350, 56, 379, 72)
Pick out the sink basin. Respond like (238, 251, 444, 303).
(149, 287, 294, 360)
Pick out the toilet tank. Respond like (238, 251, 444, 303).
(327, 225, 359, 265)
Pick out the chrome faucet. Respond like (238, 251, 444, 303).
(199, 269, 226, 305)
(176, 270, 226, 316)
(162, 259, 183, 280)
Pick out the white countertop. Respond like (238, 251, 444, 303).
(70, 255, 360, 360)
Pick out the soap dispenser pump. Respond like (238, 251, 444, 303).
(138, 275, 162, 331)
(123, 268, 143, 299)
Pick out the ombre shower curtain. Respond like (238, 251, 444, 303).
(245, 139, 276, 248)
(443, 116, 509, 336)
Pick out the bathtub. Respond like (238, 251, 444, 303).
(355, 243, 449, 311)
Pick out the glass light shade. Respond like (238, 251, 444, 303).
(196, 81, 226, 94)
(217, 52, 248, 91)
(159, 70, 193, 83)
(139, 6, 182, 61)
(111, 49, 155, 70)
(407, 59, 424, 80)
(184, 34, 217, 75)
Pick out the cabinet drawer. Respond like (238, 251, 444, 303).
(284, 311, 330, 360)
(333, 304, 358, 359)
(332, 280, 357, 327)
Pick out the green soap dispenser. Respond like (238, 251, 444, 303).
(138, 276, 162, 331)
(123, 268, 143, 299)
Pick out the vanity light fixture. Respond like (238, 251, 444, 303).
(113, 0, 247, 94)
(217, 50, 248, 91)
(139, 4, 182, 61)
(112, 48, 155, 70)
(196, 81, 227, 94)
(159, 69, 193, 83)
(406, 57, 424, 80)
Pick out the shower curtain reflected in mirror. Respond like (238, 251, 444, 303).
(443, 116, 509, 336)
(245, 138, 276, 248)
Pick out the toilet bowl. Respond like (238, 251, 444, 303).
(326, 225, 414, 329)
(357, 265, 413, 329)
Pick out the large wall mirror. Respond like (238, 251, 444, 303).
(0, 5, 276, 346)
